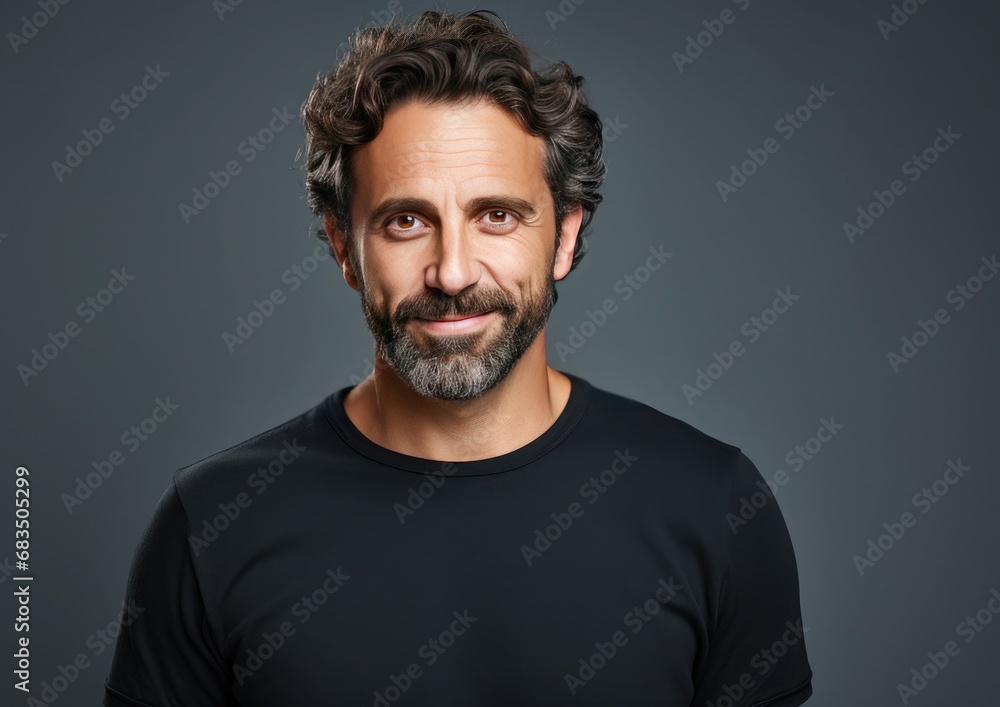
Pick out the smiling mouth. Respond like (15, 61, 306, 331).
(420, 310, 494, 322)
(413, 310, 498, 332)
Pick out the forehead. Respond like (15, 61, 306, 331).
(350, 98, 548, 211)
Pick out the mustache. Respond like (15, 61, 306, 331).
(394, 289, 517, 322)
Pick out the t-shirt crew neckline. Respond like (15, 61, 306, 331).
(322, 371, 591, 476)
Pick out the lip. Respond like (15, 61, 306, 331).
(415, 310, 497, 334)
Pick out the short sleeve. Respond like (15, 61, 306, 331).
(104, 479, 238, 707)
(691, 452, 813, 706)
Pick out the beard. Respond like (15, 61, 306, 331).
(356, 251, 558, 401)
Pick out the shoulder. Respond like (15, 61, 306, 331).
(580, 376, 744, 471)
(172, 396, 331, 505)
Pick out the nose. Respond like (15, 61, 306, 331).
(425, 219, 482, 297)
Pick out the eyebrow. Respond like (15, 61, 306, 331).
(364, 195, 539, 231)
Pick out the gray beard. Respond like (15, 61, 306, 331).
(359, 273, 557, 401)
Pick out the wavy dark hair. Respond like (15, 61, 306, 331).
(299, 8, 606, 280)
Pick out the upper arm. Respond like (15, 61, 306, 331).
(691, 452, 813, 706)
(104, 480, 237, 707)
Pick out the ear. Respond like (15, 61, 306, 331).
(324, 213, 361, 291)
(553, 204, 585, 281)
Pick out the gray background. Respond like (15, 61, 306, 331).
(2, 0, 998, 704)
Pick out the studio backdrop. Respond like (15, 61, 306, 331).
(1, 0, 998, 705)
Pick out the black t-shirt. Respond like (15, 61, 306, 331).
(104, 372, 812, 706)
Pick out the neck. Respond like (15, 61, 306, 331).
(343, 336, 571, 461)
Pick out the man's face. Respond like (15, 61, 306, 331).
(329, 97, 580, 401)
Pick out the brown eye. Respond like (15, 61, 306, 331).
(385, 214, 427, 235)
(480, 209, 519, 232)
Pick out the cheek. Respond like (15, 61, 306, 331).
(492, 248, 546, 286)
(493, 258, 544, 296)
(365, 270, 422, 319)
(506, 276, 539, 306)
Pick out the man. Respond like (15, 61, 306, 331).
(104, 9, 812, 706)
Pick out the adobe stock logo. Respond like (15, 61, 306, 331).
(213, 0, 245, 20)
(17, 267, 136, 386)
(520, 448, 639, 567)
(17, 599, 145, 702)
(392, 414, 496, 524)
(188, 438, 307, 556)
(852, 458, 969, 576)
(232, 567, 351, 687)
(878, 0, 932, 40)
(62, 397, 181, 514)
(682, 287, 800, 404)
(842, 126, 960, 244)
(554, 245, 671, 362)
(564, 577, 682, 695)
(716, 84, 834, 202)
(367, 610, 477, 706)
(50, 65, 169, 181)
(7, 0, 72, 54)
(727, 417, 844, 534)
(886, 254, 997, 373)
(705, 619, 809, 707)
(222, 242, 332, 353)
(545, 0, 587, 31)
(895, 586, 1000, 704)
(671, 0, 754, 73)
(177, 106, 295, 224)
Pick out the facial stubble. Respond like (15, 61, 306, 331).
(355, 244, 559, 401)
